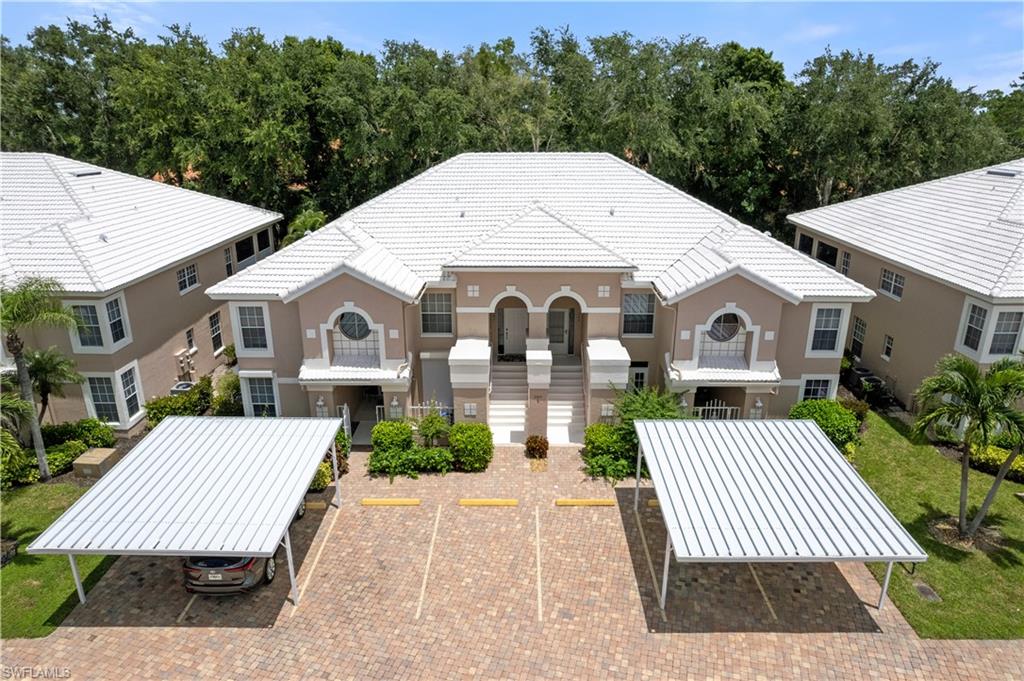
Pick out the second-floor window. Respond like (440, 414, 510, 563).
(850, 316, 866, 358)
(74, 305, 104, 347)
(238, 306, 268, 350)
(879, 268, 905, 300)
(839, 251, 851, 275)
(421, 293, 453, 334)
(224, 248, 234, 277)
(882, 334, 894, 359)
(105, 298, 125, 343)
(811, 308, 843, 352)
(816, 242, 838, 267)
(177, 263, 199, 293)
(990, 311, 1023, 355)
(962, 304, 987, 351)
(622, 293, 655, 335)
(186, 328, 196, 352)
(797, 234, 813, 255)
(209, 312, 223, 352)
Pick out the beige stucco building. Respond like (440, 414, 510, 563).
(0, 153, 281, 431)
(208, 153, 872, 444)
(789, 159, 1024, 409)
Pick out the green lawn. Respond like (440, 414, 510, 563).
(855, 412, 1024, 639)
(1, 483, 116, 639)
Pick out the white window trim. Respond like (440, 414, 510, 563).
(955, 297, 1024, 362)
(209, 311, 225, 356)
(881, 334, 894, 362)
(799, 373, 839, 401)
(230, 301, 274, 358)
(804, 303, 851, 359)
(419, 291, 454, 338)
(878, 268, 905, 301)
(628, 365, 649, 390)
(66, 292, 133, 355)
(176, 263, 200, 296)
(319, 303, 386, 365)
(239, 370, 281, 417)
(621, 292, 656, 338)
(850, 316, 867, 361)
(81, 359, 145, 429)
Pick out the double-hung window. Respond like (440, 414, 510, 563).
(87, 376, 119, 422)
(176, 263, 199, 294)
(879, 268, 905, 300)
(248, 377, 277, 416)
(850, 316, 866, 358)
(120, 366, 140, 419)
(622, 293, 655, 335)
(185, 328, 196, 352)
(990, 311, 1023, 355)
(224, 248, 234, 277)
(962, 304, 987, 351)
(74, 305, 104, 347)
(839, 251, 851, 275)
(105, 298, 126, 343)
(238, 305, 268, 350)
(420, 293, 453, 335)
(802, 378, 832, 401)
(811, 308, 842, 352)
(882, 334, 894, 359)
(209, 312, 223, 352)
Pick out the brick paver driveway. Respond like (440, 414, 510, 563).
(3, 447, 1022, 679)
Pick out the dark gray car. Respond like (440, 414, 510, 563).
(182, 499, 305, 595)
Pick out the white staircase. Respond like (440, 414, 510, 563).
(547, 362, 586, 444)
(489, 363, 528, 444)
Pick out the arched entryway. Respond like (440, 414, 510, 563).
(545, 295, 583, 359)
(493, 296, 529, 360)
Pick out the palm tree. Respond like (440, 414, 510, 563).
(1, 384, 33, 470)
(914, 355, 1024, 538)
(27, 346, 83, 422)
(0, 277, 79, 481)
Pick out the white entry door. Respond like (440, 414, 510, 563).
(548, 309, 569, 355)
(503, 308, 528, 355)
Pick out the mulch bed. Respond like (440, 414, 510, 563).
(928, 517, 1006, 554)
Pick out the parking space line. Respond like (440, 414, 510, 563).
(747, 563, 778, 622)
(633, 508, 668, 623)
(289, 502, 343, 617)
(415, 505, 443, 620)
(175, 594, 197, 624)
(534, 505, 543, 622)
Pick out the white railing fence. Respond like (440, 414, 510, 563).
(376, 402, 453, 423)
(691, 399, 741, 420)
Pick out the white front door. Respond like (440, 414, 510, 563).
(548, 309, 569, 355)
(503, 308, 528, 355)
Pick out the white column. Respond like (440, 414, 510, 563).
(283, 529, 299, 606)
(633, 446, 643, 511)
(659, 532, 672, 610)
(330, 440, 341, 507)
(68, 554, 86, 604)
(877, 561, 894, 609)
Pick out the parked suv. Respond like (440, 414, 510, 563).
(182, 499, 305, 595)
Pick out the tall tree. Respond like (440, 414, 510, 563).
(1, 380, 33, 470)
(914, 355, 1024, 538)
(27, 346, 83, 423)
(0, 278, 79, 481)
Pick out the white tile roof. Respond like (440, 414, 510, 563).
(670, 356, 781, 385)
(28, 416, 342, 557)
(634, 419, 927, 562)
(298, 362, 411, 385)
(0, 153, 281, 294)
(789, 159, 1024, 301)
(210, 153, 870, 302)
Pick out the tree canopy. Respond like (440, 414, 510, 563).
(2, 17, 1019, 238)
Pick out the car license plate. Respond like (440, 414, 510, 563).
(208, 573, 223, 581)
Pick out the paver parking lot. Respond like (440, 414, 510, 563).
(2, 446, 1022, 679)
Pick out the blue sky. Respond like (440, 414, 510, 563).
(3, 2, 1022, 92)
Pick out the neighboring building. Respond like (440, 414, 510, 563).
(208, 152, 871, 445)
(0, 152, 281, 431)
(789, 159, 1024, 409)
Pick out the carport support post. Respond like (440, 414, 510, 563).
(659, 532, 672, 610)
(634, 445, 644, 511)
(878, 561, 894, 609)
(68, 554, 86, 604)
(330, 440, 341, 507)
(284, 529, 299, 606)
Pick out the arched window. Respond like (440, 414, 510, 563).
(338, 312, 371, 341)
(701, 313, 747, 359)
(333, 311, 379, 367)
(707, 313, 741, 342)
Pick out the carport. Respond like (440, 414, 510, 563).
(632, 419, 926, 612)
(28, 416, 344, 606)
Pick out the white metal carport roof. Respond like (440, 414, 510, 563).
(29, 416, 344, 606)
(632, 419, 926, 610)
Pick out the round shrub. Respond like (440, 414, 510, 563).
(417, 408, 450, 447)
(371, 420, 414, 454)
(308, 461, 333, 492)
(788, 399, 860, 449)
(448, 422, 494, 472)
(525, 435, 549, 459)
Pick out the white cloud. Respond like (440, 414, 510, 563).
(783, 23, 843, 44)
(62, 1, 159, 36)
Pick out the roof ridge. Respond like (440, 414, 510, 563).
(41, 157, 105, 290)
(42, 155, 92, 221)
(55, 222, 104, 290)
(992, 232, 1024, 297)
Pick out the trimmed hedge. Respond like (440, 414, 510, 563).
(1, 440, 89, 488)
(370, 420, 414, 454)
(45, 440, 88, 476)
(145, 376, 213, 428)
(582, 423, 634, 482)
(308, 461, 333, 492)
(448, 422, 493, 472)
(40, 418, 115, 449)
(788, 399, 860, 449)
(971, 445, 1024, 484)
(367, 446, 453, 480)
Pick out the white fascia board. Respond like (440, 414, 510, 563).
(282, 264, 421, 304)
(664, 267, 803, 306)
